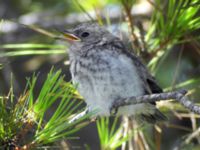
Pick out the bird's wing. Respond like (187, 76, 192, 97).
(109, 39, 162, 94)
(106, 38, 167, 122)
(128, 53, 163, 94)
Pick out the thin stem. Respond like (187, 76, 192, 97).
(121, 0, 140, 53)
(150, 38, 171, 57)
(171, 45, 184, 90)
(146, 0, 163, 13)
(112, 90, 200, 115)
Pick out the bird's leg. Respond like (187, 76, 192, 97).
(110, 89, 200, 115)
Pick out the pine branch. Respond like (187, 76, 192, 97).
(111, 90, 200, 115)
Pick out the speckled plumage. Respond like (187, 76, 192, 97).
(66, 23, 166, 123)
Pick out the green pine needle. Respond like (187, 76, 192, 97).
(0, 43, 66, 57)
(97, 117, 131, 150)
(0, 69, 91, 148)
(146, 0, 200, 73)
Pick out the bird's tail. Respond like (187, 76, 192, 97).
(138, 109, 167, 123)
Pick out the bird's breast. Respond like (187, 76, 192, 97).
(70, 50, 144, 115)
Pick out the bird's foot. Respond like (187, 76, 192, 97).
(110, 101, 119, 116)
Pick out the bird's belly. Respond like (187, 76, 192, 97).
(72, 56, 145, 116)
(75, 73, 147, 116)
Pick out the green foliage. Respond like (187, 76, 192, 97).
(146, 0, 200, 73)
(0, 96, 23, 144)
(0, 44, 65, 57)
(97, 117, 130, 150)
(74, 0, 120, 11)
(0, 69, 90, 149)
(164, 77, 200, 91)
(32, 70, 90, 144)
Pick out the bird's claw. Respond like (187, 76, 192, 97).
(110, 102, 119, 116)
(178, 89, 188, 95)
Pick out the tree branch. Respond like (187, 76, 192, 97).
(111, 89, 200, 115)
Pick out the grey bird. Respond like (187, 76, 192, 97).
(62, 23, 167, 123)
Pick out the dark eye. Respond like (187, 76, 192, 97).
(81, 32, 90, 38)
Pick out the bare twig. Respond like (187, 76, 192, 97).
(171, 45, 184, 90)
(185, 127, 200, 144)
(121, 0, 140, 54)
(165, 123, 192, 132)
(146, 0, 162, 13)
(111, 89, 200, 115)
(73, 0, 95, 21)
(150, 38, 171, 57)
(136, 21, 147, 53)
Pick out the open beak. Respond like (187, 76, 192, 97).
(62, 31, 81, 41)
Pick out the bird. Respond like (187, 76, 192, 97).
(62, 23, 167, 123)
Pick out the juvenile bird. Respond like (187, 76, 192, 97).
(63, 23, 167, 123)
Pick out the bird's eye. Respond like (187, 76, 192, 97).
(81, 32, 90, 38)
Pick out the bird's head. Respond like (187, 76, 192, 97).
(62, 23, 116, 56)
